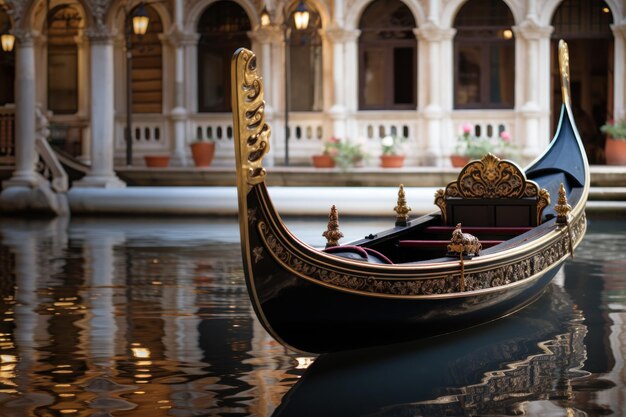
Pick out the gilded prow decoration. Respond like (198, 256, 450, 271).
(231, 48, 271, 186)
(435, 153, 550, 225)
(558, 40, 571, 108)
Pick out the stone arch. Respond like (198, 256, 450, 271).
(186, 0, 257, 33)
(272, 0, 331, 30)
(28, 0, 87, 35)
(442, 0, 522, 29)
(345, 0, 425, 30)
(108, 0, 172, 37)
(540, 0, 620, 26)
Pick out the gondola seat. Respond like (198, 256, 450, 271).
(434, 154, 550, 228)
(324, 245, 394, 264)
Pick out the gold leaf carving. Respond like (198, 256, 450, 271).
(231, 48, 270, 186)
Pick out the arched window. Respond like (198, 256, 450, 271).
(0, 11, 13, 106)
(130, 4, 163, 114)
(197, 1, 251, 113)
(288, 3, 322, 111)
(358, 0, 416, 110)
(453, 0, 515, 109)
(47, 5, 81, 114)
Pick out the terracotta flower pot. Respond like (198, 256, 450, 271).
(605, 137, 626, 165)
(450, 155, 470, 168)
(380, 154, 405, 168)
(312, 154, 336, 168)
(144, 155, 170, 167)
(190, 141, 216, 167)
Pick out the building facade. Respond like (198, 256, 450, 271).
(0, 0, 623, 195)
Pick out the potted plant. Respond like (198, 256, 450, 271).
(190, 137, 216, 167)
(333, 139, 368, 171)
(312, 137, 339, 168)
(452, 123, 517, 167)
(312, 137, 368, 170)
(380, 135, 407, 168)
(600, 119, 626, 165)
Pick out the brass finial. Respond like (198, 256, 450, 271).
(555, 183, 571, 224)
(394, 184, 412, 226)
(322, 205, 344, 248)
(446, 224, 482, 293)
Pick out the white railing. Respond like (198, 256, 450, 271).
(273, 112, 327, 165)
(354, 111, 420, 164)
(113, 110, 519, 167)
(450, 110, 516, 143)
(188, 114, 235, 165)
(115, 115, 170, 155)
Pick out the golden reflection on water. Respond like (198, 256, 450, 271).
(0, 217, 623, 416)
(0, 217, 303, 417)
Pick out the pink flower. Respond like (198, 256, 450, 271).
(500, 131, 511, 142)
(328, 137, 339, 143)
(462, 123, 473, 134)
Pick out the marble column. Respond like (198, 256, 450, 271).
(325, 27, 351, 140)
(415, 23, 456, 166)
(611, 24, 626, 122)
(0, 30, 68, 215)
(4, 31, 40, 186)
(73, 28, 125, 188)
(341, 29, 361, 140)
(249, 26, 282, 167)
(165, 29, 191, 167)
(514, 20, 553, 159)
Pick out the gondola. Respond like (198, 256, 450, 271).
(231, 40, 589, 354)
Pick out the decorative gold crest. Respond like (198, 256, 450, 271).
(435, 154, 550, 225)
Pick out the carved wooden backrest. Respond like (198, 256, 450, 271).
(434, 154, 550, 226)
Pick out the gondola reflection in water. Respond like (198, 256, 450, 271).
(231, 40, 590, 353)
(273, 284, 589, 417)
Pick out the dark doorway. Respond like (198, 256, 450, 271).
(550, 0, 613, 164)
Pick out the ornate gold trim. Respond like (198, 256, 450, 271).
(231, 48, 270, 186)
(435, 154, 550, 225)
(254, 211, 586, 298)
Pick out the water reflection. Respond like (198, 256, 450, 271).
(0, 216, 623, 416)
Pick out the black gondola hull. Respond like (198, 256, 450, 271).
(244, 185, 572, 353)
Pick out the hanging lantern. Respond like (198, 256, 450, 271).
(1, 33, 14, 52)
(260, 6, 271, 27)
(132, 4, 150, 36)
(293, 1, 309, 30)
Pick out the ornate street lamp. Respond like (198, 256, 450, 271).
(0, 23, 14, 53)
(125, 4, 150, 166)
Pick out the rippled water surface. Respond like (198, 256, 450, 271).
(0, 215, 624, 416)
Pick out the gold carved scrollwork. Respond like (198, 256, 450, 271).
(434, 154, 550, 224)
(231, 48, 271, 186)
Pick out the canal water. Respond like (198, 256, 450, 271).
(0, 215, 623, 416)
